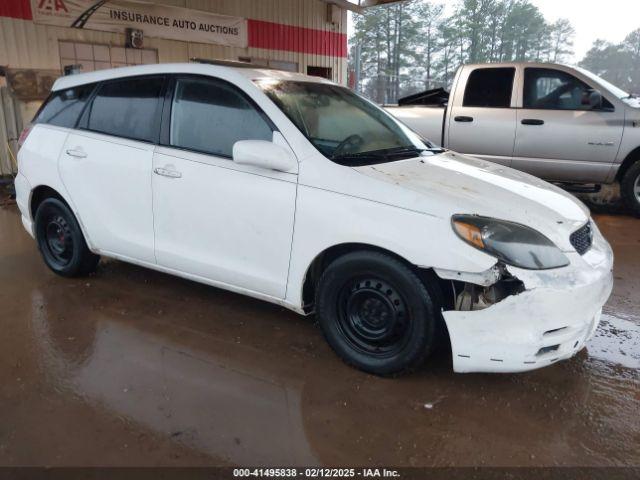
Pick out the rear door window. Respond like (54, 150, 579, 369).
(86, 76, 165, 142)
(169, 77, 273, 158)
(35, 84, 95, 128)
(463, 68, 515, 108)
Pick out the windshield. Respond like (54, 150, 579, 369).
(574, 66, 631, 100)
(255, 79, 439, 166)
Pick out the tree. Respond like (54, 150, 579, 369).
(580, 29, 640, 93)
(434, 19, 460, 88)
(349, 0, 578, 101)
(350, 1, 434, 102)
(420, 2, 445, 89)
(548, 19, 575, 62)
(624, 29, 640, 89)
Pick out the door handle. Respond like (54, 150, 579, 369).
(454, 116, 474, 123)
(66, 148, 87, 158)
(521, 119, 545, 126)
(154, 167, 182, 178)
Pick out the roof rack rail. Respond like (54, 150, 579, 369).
(190, 58, 274, 69)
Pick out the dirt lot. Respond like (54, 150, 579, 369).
(0, 198, 638, 467)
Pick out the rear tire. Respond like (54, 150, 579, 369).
(315, 251, 439, 376)
(34, 198, 99, 277)
(621, 161, 640, 217)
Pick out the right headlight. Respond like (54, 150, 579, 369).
(452, 215, 570, 270)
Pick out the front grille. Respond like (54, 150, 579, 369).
(570, 222, 593, 255)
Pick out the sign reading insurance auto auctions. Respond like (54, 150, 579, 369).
(30, 0, 248, 48)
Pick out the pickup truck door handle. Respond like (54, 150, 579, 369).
(454, 116, 474, 123)
(521, 119, 545, 126)
(154, 167, 182, 179)
(66, 148, 87, 158)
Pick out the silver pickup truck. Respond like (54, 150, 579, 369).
(385, 62, 640, 215)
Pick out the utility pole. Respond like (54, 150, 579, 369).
(354, 43, 362, 93)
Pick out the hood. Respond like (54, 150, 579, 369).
(354, 151, 589, 252)
(623, 97, 640, 109)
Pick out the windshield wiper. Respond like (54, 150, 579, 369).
(385, 146, 446, 157)
(331, 151, 387, 166)
(332, 146, 444, 166)
(384, 146, 426, 157)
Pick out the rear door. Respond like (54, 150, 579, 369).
(151, 75, 297, 298)
(59, 75, 165, 263)
(446, 67, 518, 166)
(512, 67, 624, 183)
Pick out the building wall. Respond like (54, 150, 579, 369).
(0, 0, 348, 83)
(0, 0, 348, 175)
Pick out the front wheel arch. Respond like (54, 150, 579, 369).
(314, 249, 442, 375)
(301, 243, 447, 314)
(616, 146, 640, 184)
(620, 160, 640, 216)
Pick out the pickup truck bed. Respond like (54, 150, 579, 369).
(384, 105, 446, 147)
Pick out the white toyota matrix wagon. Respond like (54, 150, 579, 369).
(15, 63, 614, 375)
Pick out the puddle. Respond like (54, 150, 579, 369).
(586, 312, 640, 370)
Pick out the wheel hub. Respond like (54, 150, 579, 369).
(44, 216, 72, 262)
(338, 278, 409, 356)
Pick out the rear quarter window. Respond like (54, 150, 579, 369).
(86, 76, 165, 143)
(34, 84, 96, 128)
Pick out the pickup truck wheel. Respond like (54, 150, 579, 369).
(315, 251, 438, 376)
(34, 198, 100, 277)
(621, 161, 640, 217)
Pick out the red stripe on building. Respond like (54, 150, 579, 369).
(0, 3, 347, 58)
(0, 0, 32, 20)
(248, 19, 347, 58)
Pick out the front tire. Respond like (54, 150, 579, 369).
(34, 198, 99, 277)
(315, 251, 439, 376)
(621, 161, 640, 217)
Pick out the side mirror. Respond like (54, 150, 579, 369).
(232, 140, 297, 173)
(589, 90, 603, 110)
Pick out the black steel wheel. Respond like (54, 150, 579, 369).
(315, 251, 439, 375)
(34, 197, 99, 277)
(43, 213, 74, 267)
(337, 277, 411, 358)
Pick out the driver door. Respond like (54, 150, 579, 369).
(512, 67, 624, 183)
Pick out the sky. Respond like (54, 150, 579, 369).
(527, 0, 639, 61)
(348, 0, 640, 62)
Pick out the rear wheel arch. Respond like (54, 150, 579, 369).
(30, 185, 94, 249)
(33, 197, 100, 277)
(30, 185, 68, 220)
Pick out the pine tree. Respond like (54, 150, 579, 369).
(349, 0, 580, 101)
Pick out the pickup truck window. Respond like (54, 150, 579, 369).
(256, 80, 433, 166)
(575, 66, 631, 101)
(523, 68, 614, 111)
(463, 68, 515, 108)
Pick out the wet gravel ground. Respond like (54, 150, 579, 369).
(0, 199, 638, 467)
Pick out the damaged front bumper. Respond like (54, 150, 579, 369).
(439, 227, 614, 374)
